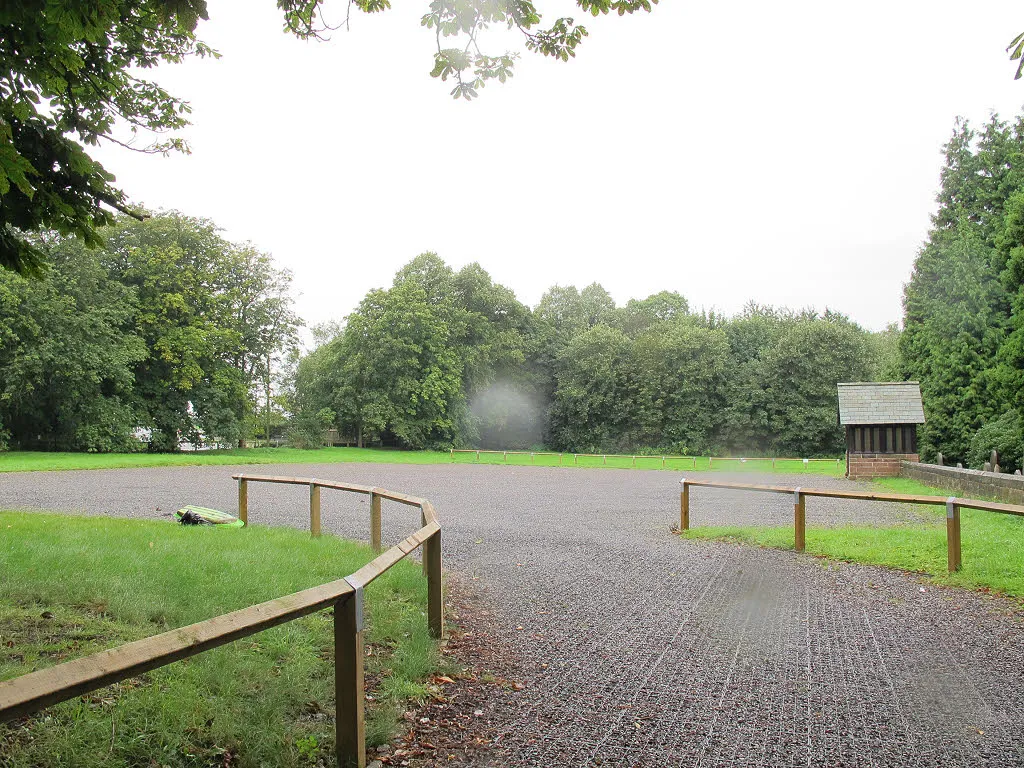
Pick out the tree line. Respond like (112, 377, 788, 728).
(901, 109, 1024, 471)
(0, 213, 300, 452)
(295, 254, 897, 456)
(11, 111, 1024, 464)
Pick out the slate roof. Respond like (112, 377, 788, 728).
(837, 382, 925, 425)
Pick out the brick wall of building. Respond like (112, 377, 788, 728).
(847, 453, 920, 479)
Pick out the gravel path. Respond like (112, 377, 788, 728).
(3, 464, 1024, 767)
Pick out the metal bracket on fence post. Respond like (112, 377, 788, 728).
(343, 575, 365, 631)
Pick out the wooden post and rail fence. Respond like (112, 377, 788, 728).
(449, 448, 842, 470)
(679, 478, 1024, 573)
(0, 474, 444, 768)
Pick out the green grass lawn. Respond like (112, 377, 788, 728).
(681, 476, 1024, 597)
(0, 447, 846, 476)
(0, 512, 440, 767)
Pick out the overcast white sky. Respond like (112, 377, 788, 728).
(91, 0, 1024, 335)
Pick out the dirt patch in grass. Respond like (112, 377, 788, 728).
(0, 603, 139, 674)
(373, 574, 525, 767)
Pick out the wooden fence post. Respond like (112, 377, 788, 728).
(309, 482, 321, 537)
(574, 454, 577, 466)
(794, 487, 805, 552)
(450, 447, 453, 462)
(335, 592, 365, 768)
(426, 530, 443, 639)
(237, 477, 248, 526)
(946, 497, 962, 572)
(680, 479, 689, 531)
(632, 456, 636, 468)
(370, 492, 382, 553)
(476, 450, 480, 462)
(709, 457, 713, 469)
(559, 453, 563, 466)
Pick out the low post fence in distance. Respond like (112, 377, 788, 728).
(678, 478, 1024, 573)
(708, 456, 842, 469)
(449, 449, 840, 472)
(0, 473, 444, 768)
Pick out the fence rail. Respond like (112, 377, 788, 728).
(0, 474, 443, 768)
(450, 448, 842, 470)
(679, 478, 1024, 573)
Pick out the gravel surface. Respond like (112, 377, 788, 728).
(3, 464, 1024, 767)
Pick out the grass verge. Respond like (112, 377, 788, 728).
(0, 448, 846, 476)
(0, 511, 441, 767)
(680, 476, 1024, 598)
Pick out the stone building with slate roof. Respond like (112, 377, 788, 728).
(837, 382, 925, 479)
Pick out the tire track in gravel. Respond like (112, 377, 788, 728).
(3, 464, 1024, 767)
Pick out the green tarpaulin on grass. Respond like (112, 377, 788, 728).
(175, 505, 244, 527)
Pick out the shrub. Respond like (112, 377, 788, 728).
(967, 410, 1024, 471)
(287, 408, 336, 449)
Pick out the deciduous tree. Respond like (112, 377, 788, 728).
(0, 237, 145, 451)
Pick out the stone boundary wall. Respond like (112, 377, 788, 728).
(900, 461, 1024, 504)
(848, 453, 919, 479)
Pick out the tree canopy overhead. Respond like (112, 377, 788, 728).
(1, 0, 657, 276)
(0, 1, 215, 276)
